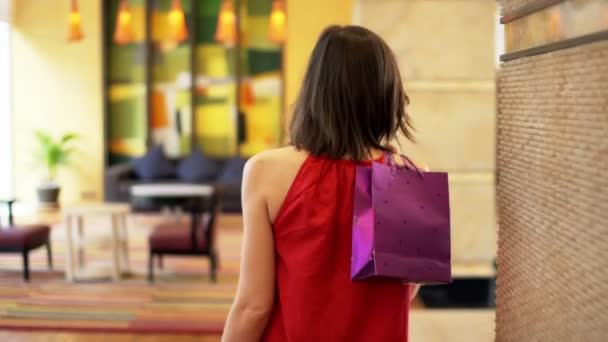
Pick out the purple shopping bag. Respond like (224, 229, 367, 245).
(351, 153, 452, 283)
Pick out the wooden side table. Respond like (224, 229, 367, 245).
(63, 203, 130, 282)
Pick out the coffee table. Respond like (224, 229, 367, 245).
(63, 203, 130, 282)
(130, 183, 215, 216)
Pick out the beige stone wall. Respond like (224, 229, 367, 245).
(496, 40, 608, 342)
(356, 0, 498, 268)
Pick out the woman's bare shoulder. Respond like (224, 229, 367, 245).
(246, 146, 308, 170)
(243, 146, 309, 220)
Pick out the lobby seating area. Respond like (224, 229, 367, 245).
(105, 148, 246, 213)
(3, 0, 604, 341)
(0, 0, 500, 340)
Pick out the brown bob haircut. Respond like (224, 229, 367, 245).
(290, 25, 414, 161)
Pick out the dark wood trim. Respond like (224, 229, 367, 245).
(190, 0, 198, 151)
(279, 41, 286, 146)
(0, 199, 16, 225)
(144, 0, 153, 149)
(500, 30, 608, 61)
(500, 0, 565, 24)
(235, 0, 242, 156)
(101, 0, 109, 199)
(279, 0, 287, 146)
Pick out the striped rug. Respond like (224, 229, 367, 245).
(0, 214, 243, 334)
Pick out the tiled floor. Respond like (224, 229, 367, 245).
(410, 309, 495, 342)
(0, 310, 495, 342)
(1, 212, 496, 341)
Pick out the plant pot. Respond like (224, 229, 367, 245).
(37, 186, 61, 209)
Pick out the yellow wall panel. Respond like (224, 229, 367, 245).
(197, 45, 230, 78)
(11, 0, 104, 204)
(284, 0, 354, 130)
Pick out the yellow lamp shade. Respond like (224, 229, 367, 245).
(168, 0, 188, 43)
(215, 0, 237, 46)
(68, 0, 84, 42)
(114, 0, 134, 45)
(268, 0, 286, 44)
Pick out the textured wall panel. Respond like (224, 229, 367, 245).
(496, 40, 608, 341)
(503, 0, 608, 54)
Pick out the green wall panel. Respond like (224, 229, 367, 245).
(247, 49, 281, 75)
(200, 0, 222, 16)
(155, 0, 192, 13)
(110, 45, 146, 83)
(247, 0, 272, 16)
(152, 45, 190, 82)
(109, 98, 146, 139)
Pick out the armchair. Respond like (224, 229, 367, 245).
(0, 199, 53, 281)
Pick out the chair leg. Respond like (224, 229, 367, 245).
(46, 242, 53, 270)
(148, 252, 154, 283)
(22, 251, 30, 282)
(158, 254, 163, 269)
(209, 251, 218, 283)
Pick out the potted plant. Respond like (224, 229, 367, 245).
(34, 131, 79, 208)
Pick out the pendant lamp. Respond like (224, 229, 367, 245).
(114, 0, 134, 45)
(268, 0, 286, 43)
(168, 0, 188, 43)
(67, 0, 84, 42)
(215, 0, 237, 46)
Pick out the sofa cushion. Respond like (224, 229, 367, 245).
(131, 145, 176, 181)
(217, 157, 247, 184)
(176, 150, 219, 183)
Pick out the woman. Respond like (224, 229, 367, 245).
(222, 25, 419, 342)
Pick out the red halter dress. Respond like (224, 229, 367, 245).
(262, 155, 410, 342)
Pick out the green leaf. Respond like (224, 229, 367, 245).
(60, 132, 79, 144)
(33, 131, 79, 181)
(35, 131, 53, 148)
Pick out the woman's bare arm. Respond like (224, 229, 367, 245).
(222, 156, 275, 342)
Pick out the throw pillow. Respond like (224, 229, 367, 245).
(131, 145, 176, 181)
(176, 150, 219, 183)
(217, 157, 247, 184)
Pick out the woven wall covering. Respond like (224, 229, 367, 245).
(496, 40, 608, 341)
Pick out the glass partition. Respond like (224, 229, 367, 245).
(106, 0, 147, 165)
(104, 0, 284, 163)
(150, 0, 192, 157)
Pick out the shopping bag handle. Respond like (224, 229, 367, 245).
(385, 152, 424, 176)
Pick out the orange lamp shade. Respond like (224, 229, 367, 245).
(68, 0, 84, 42)
(268, 0, 286, 43)
(168, 0, 188, 43)
(114, 0, 134, 45)
(151, 91, 169, 129)
(240, 81, 255, 107)
(215, 0, 237, 46)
